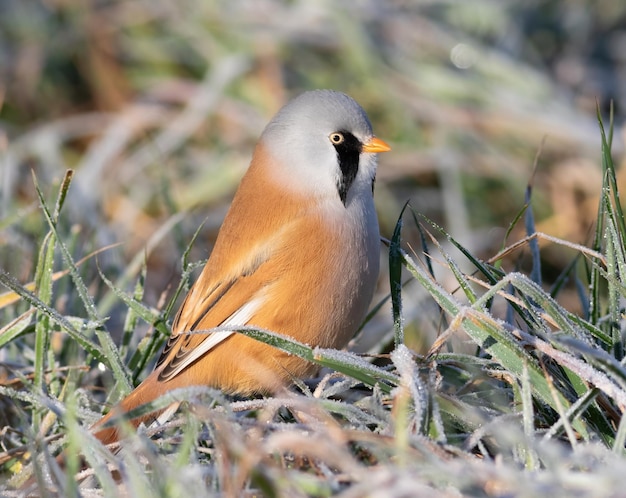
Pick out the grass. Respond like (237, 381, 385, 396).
(2, 2, 626, 496)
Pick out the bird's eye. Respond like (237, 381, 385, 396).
(329, 132, 345, 145)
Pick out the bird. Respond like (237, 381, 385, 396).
(91, 89, 390, 445)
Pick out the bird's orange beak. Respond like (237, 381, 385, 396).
(362, 136, 391, 153)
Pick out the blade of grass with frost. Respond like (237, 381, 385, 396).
(389, 204, 405, 347)
(0, 385, 50, 410)
(400, 248, 460, 317)
(125, 260, 193, 378)
(604, 212, 623, 359)
(415, 211, 545, 332)
(542, 385, 609, 445)
(163, 217, 209, 318)
(604, 201, 626, 288)
(544, 363, 581, 449)
(550, 358, 606, 425)
(1, 382, 94, 433)
(313, 349, 399, 393)
(120, 263, 146, 362)
(315, 398, 391, 427)
(588, 106, 614, 326)
(475, 273, 588, 341)
(518, 361, 539, 469)
(129, 328, 169, 386)
(33, 171, 101, 323)
(393, 345, 429, 435)
(567, 311, 611, 345)
(586, 392, 618, 446)
(597, 103, 626, 237)
(32, 169, 102, 419)
(523, 328, 625, 401)
(613, 407, 626, 453)
(434, 352, 501, 371)
(230, 326, 399, 392)
(497, 201, 529, 271)
(561, 386, 615, 446)
(0, 310, 34, 348)
(97, 267, 171, 391)
(412, 209, 503, 286)
(410, 207, 436, 279)
(479, 273, 614, 396)
(524, 175, 542, 286)
(51, 169, 73, 220)
(433, 393, 498, 435)
(0, 277, 110, 370)
(32, 226, 54, 398)
(0, 271, 111, 360)
(589, 190, 605, 325)
(555, 335, 626, 389)
(63, 394, 84, 495)
(123, 263, 170, 384)
(95, 325, 134, 396)
(97, 265, 170, 339)
(422, 228, 478, 305)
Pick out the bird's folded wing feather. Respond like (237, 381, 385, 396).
(154, 237, 283, 382)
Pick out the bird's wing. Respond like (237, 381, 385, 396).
(155, 250, 276, 382)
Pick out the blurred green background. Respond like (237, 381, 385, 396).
(1, 0, 625, 352)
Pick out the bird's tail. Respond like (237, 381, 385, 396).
(90, 371, 170, 445)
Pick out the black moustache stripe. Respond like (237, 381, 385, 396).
(334, 131, 362, 205)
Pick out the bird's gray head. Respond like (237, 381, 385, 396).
(260, 90, 382, 206)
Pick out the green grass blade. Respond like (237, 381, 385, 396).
(32, 171, 100, 322)
(0, 270, 107, 362)
(213, 326, 401, 392)
(389, 204, 406, 347)
(421, 228, 478, 305)
(98, 265, 170, 339)
(523, 181, 541, 286)
(32, 230, 55, 397)
(0, 311, 35, 348)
